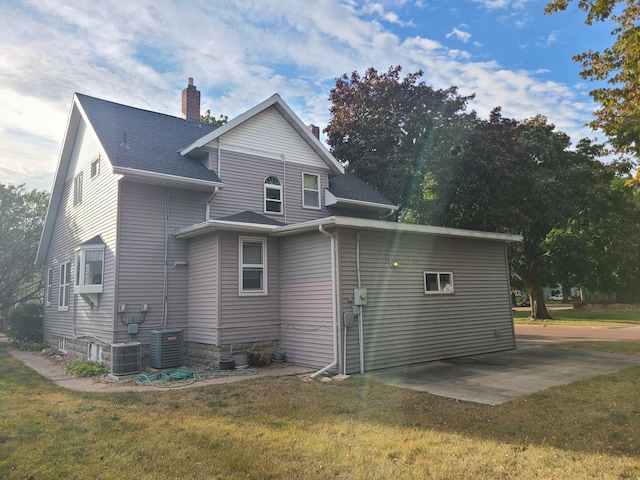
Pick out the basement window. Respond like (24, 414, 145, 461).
(424, 272, 454, 294)
(74, 242, 105, 294)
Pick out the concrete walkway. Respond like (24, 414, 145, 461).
(3, 339, 311, 392)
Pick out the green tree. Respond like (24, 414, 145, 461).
(200, 109, 228, 126)
(325, 66, 474, 214)
(545, 0, 640, 157)
(0, 184, 49, 331)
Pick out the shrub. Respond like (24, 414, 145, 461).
(7, 303, 43, 343)
(19, 342, 49, 351)
(64, 360, 108, 377)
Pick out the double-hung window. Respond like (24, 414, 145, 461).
(73, 172, 83, 206)
(264, 176, 282, 214)
(45, 268, 53, 307)
(302, 173, 320, 209)
(58, 262, 70, 310)
(239, 237, 267, 295)
(424, 272, 454, 294)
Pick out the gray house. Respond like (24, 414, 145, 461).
(36, 79, 520, 376)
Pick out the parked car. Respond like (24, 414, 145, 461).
(519, 297, 530, 307)
(548, 294, 563, 301)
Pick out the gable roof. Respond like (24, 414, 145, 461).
(180, 94, 345, 175)
(75, 93, 223, 185)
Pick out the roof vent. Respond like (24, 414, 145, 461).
(120, 132, 129, 149)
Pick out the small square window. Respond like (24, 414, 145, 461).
(424, 272, 454, 294)
(91, 156, 100, 178)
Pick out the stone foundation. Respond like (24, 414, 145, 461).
(185, 340, 280, 367)
(43, 335, 279, 371)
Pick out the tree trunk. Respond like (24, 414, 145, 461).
(561, 285, 571, 304)
(527, 281, 552, 319)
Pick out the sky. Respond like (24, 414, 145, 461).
(0, 0, 615, 191)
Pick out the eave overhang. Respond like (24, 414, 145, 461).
(174, 220, 279, 239)
(112, 166, 225, 191)
(175, 215, 523, 242)
(324, 189, 398, 213)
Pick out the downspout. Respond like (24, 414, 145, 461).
(205, 186, 219, 221)
(310, 225, 339, 378)
(356, 232, 364, 374)
(161, 188, 169, 329)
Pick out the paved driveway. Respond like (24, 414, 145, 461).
(365, 326, 640, 405)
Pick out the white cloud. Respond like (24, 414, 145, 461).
(0, 0, 599, 190)
(446, 28, 472, 43)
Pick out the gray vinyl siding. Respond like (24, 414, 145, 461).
(337, 229, 515, 373)
(116, 183, 209, 343)
(187, 233, 219, 345)
(279, 231, 334, 368)
(42, 119, 118, 345)
(218, 231, 280, 345)
(207, 149, 332, 224)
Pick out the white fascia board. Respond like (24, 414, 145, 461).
(174, 220, 279, 239)
(179, 93, 345, 175)
(112, 166, 224, 191)
(272, 216, 522, 242)
(325, 189, 398, 212)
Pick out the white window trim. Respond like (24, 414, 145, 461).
(263, 176, 283, 215)
(46, 268, 52, 307)
(74, 244, 105, 294)
(238, 236, 268, 296)
(73, 172, 83, 206)
(424, 271, 454, 294)
(58, 262, 70, 311)
(302, 172, 321, 210)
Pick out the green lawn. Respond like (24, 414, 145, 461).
(1, 341, 640, 479)
(513, 307, 640, 325)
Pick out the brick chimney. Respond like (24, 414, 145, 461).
(307, 124, 320, 139)
(182, 78, 201, 121)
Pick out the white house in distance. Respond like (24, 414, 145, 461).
(36, 78, 521, 376)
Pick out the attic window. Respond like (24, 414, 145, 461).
(264, 176, 282, 214)
(91, 156, 100, 178)
(74, 243, 105, 294)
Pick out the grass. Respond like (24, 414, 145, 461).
(1, 342, 640, 479)
(513, 308, 640, 325)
